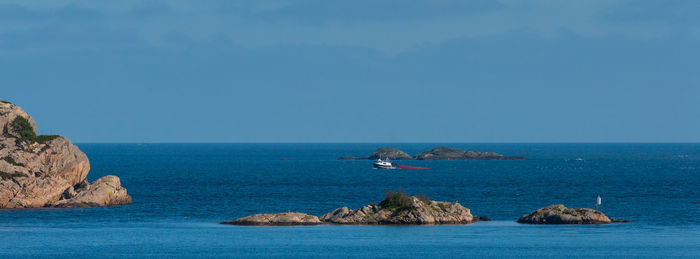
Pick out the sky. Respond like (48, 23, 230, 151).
(1, 0, 699, 143)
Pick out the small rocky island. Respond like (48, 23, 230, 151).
(339, 146, 525, 160)
(338, 147, 413, 160)
(517, 204, 629, 224)
(0, 101, 131, 208)
(222, 212, 322, 226)
(222, 190, 487, 226)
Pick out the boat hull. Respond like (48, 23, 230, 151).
(373, 163, 397, 169)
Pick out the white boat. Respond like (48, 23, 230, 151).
(373, 158, 397, 169)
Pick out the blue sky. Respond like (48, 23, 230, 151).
(1, 0, 699, 142)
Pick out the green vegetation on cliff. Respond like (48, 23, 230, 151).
(0, 171, 26, 180)
(35, 134, 60, 144)
(11, 116, 35, 140)
(2, 156, 24, 167)
(10, 116, 60, 144)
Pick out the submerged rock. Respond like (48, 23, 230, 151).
(517, 204, 612, 224)
(611, 218, 632, 223)
(0, 100, 131, 208)
(320, 192, 473, 225)
(473, 215, 492, 222)
(221, 212, 322, 226)
(414, 147, 526, 160)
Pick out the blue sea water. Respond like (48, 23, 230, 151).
(1, 143, 699, 258)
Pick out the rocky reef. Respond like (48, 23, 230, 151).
(222, 190, 483, 226)
(517, 204, 623, 224)
(0, 100, 131, 208)
(339, 146, 525, 160)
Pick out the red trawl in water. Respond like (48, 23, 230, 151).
(397, 165, 430, 170)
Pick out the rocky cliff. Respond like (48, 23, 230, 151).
(0, 100, 131, 208)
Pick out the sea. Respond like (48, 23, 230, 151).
(1, 143, 698, 258)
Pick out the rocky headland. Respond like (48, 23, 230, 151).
(0, 100, 131, 208)
(517, 204, 629, 224)
(338, 146, 525, 160)
(222, 190, 485, 226)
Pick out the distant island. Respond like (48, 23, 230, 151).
(0, 101, 131, 208)
(339, 147, 526, 160)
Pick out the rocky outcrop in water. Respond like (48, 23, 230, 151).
(413, 147, 525, 160)
(222, 191, 481, 226)
(320, 197, 473, 225)
(517, 204, 613, 224)
(221, 212, 322, 226)
(0, 100, 131, 208)
(339, 146, 525, 160)
(338, 147, 413, 160)
(366, 147, 413, 160)
(50, 176, 131, 208)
